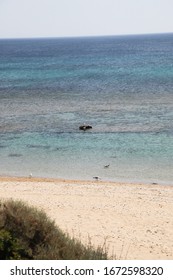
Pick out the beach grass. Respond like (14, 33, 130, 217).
(0, 199, 108, 260)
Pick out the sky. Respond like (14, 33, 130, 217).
(0, 0, 172, 39)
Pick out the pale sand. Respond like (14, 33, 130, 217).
(0, 176, 173, 259)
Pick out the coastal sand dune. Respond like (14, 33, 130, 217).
(0, 177, 173, 259)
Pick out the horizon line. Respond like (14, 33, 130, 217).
(0, 31, 173, 41)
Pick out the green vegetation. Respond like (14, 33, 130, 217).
(0, 200, 107, 260)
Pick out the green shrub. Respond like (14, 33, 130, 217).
(0, 229, 28, 260)
(0, 200, 107, 260)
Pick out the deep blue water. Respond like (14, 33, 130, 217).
(0, 34, 173, 183)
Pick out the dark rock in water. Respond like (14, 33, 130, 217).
(27, 144, 50, 149)
(79, 124, 92, 131)
(0, 145, 7, 148)
(8, 153, 23, 157)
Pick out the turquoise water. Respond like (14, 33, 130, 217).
(0, 34, 173, 184)
(0, 131, 173, 184)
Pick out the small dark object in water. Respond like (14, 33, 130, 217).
(8, 153, 23, 157)
(79, 124, 92, 131)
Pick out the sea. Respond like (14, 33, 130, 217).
(0, 33, 173, 184)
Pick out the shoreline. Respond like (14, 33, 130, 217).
(0, 176, 173, 259)
(0, 175, 173, 188)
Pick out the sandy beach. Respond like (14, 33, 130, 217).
(0, 176, 173, 259)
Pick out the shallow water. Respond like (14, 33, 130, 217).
(0, 34, 173, 183)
